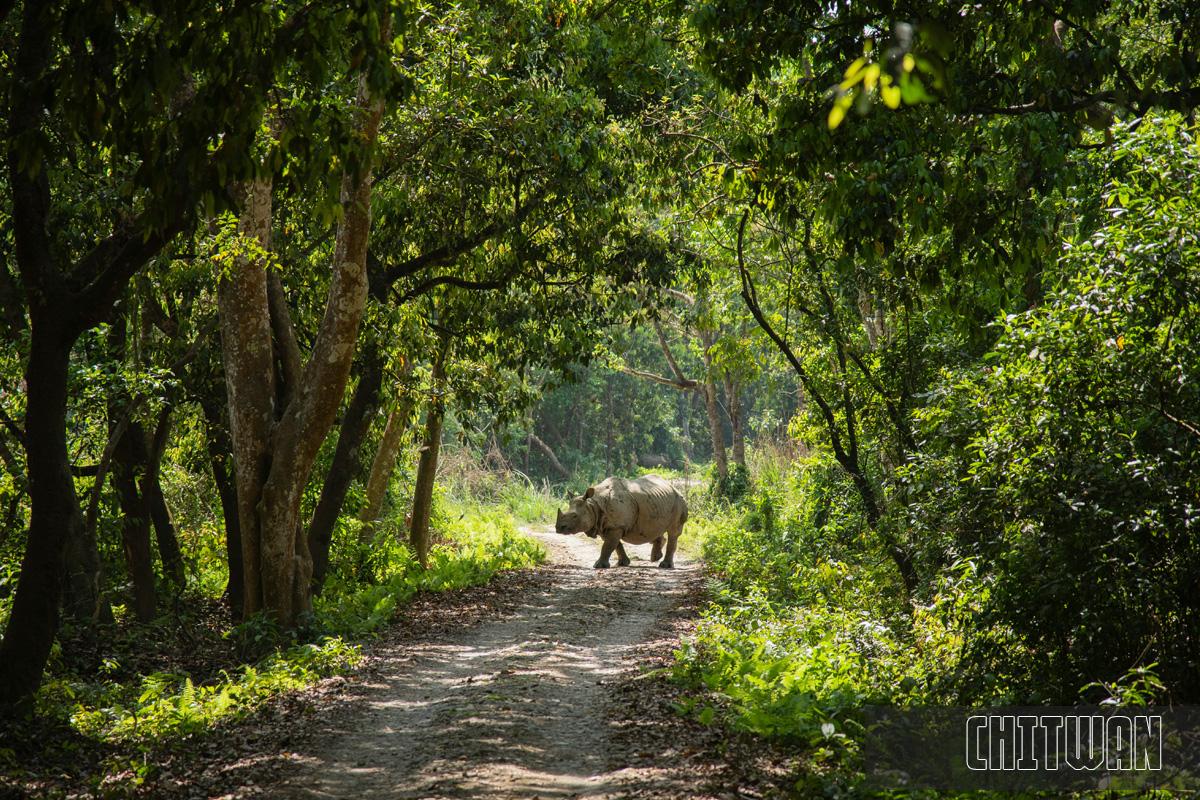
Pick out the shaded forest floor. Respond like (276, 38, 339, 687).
(4, 529, 804, 799)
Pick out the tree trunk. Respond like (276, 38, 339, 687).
(358, 395, 414, 529)
(723, 373, 745, 467)
(696, 329, 729, 481)
(0, 0, 267, 705)
(61, 502, 112, 623)
(529, 432, 570, 480)
(201, 398, 243, 617)
(64, 313, 121, 624)
(219, 175, 277, 621)
(678, 391, 692, 460)
(605, 373, 614, 475)
(700, 379, 728, 481)
(108, 289, 185, 602)
(144, 407, 185, 590)
(111, 422, 157, 622)
(408, 355, 447, 567)
(0, 335, 72, 702)
(221, 57, 387, 624)
(307, 348, 384, 591)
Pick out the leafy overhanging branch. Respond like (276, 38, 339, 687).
(736, 208, 917, 599)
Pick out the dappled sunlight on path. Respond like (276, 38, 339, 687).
(271, 530, 699, 799)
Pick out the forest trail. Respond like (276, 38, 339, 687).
(271, 529, 701, 799)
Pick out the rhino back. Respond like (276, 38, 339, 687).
(628, 475, 686, 533)
(592, 475, 685, 536)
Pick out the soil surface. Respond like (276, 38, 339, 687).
(269, 530, 704, 799)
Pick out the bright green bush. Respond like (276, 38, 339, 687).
(675, 457, 972, 757)
(902, 115, 1200, 703)
(57, 638, 360, 744)
(317, 503, 544, 637)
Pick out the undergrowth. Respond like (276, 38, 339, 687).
(671, 448, 985, 791)
(672, 446, 1171, 796)
(2, 485, 546, 792)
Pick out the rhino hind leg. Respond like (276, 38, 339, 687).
(659, 525, 682, 569)
(649, 536, 664, 562)
(615, 542, 631, 567)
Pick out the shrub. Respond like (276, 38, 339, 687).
(902, 115, 1200, 702)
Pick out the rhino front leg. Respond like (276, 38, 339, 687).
(659, 525, 681, 569)
(649, 536, 664, 562)
(615, 541, 631, 567)
(595, 532, 621, 569)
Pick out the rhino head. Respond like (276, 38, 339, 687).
(555, 486, 597, 534)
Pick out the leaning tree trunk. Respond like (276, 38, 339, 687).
(307, 348, 384, 591)
(408, 355, 447, 567)
(358, 394, 415, 532)
(735, 214, 916, 603)
(529, 432, 570, 480)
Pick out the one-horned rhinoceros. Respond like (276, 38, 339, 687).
(555, 475, 688, 569)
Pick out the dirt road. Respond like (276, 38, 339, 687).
(272, 529, 702, 799)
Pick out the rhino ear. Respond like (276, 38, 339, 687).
(584, 486, 595, 499)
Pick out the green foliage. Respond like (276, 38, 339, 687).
(711, 462, 751, 501)
(25, 487, 543, 768)
(674, 456, 970, 759)
(317, 502, 544, 638)
(55, 638, 360, 745)
(673, 121, 1200, 785)
(902, 116, 1200, 703)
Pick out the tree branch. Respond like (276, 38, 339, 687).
(0, 405, 24, 445)
(382, 185, 549, 285)
(69, 217, 185, 334)
(735, 210, 846, 464)
(529, 432, 570, 479)
(617, 364, 697, 391)
(267, 270, 303, 404)
(652, 318, 693, 387)
(392, 266, 519, 305)
(1153, 404, 1200, 440)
